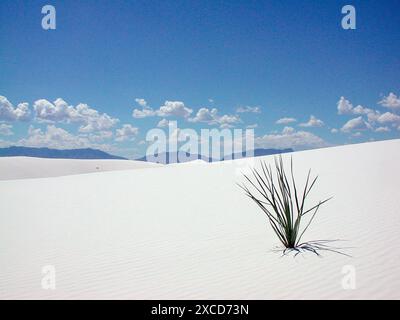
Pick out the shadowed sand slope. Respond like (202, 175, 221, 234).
(0, 139, 399, 299)
(0, 157, 161, 180)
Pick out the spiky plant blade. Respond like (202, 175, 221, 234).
(239, 155, 331, 250)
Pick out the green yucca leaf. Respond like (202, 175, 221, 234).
(239, 155, 331, 249)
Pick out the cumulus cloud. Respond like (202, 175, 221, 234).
(377, 112, 400, 125)
(188, 107, 241, 128)
(132, 100, 193, 119)
(85, 131, 113, 143)
(378, 92, 400, 110)
(337, 96, 353, 115)
(132, 107, 156, 118)
(299, 115, 324, 128)
(33, 98, 119, 132)
(0, 96, 31, 121)
(337, 96, 373, 116)
(34, 98, 73, 122)
(135, 98, 148, 108)
(255, 127, 327, 150)
(218, 115, 241, 128)
(336, 96, 388, 133)
(189, 107, 218, 123)
(375, 126, 390, 133)
(236, 106, 261, 113)
(352, 105, 374, 115)
(282, 126, 295, 134)
(157, 101, 193, 118)
(76, 104, 119, 133)
(366, 110, 381, 123)
(341, 116, 372, 133)
(18, 125, 110, 150)
(157, 118, 169, 128)
(115, 124, 139, 142)
(276, 117, 297, 125)
(132, 98, 156, 118)
(0, 123, 13, 136)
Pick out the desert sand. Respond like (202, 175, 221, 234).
(0, 157, 161, 180)
(0, 139, 399, 299)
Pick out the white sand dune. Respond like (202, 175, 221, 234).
(0, 157, 161, 180)
(1, 139, 400, 299)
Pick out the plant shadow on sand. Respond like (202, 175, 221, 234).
(238, 156, 351, 258)
(272, 240, 352, 258)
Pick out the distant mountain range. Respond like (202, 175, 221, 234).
(0, 146, 127, 160)
(136, 148, 293, 164)
(0, 146, 293, 163)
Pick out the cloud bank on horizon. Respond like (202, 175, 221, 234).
(1, 92, 399, 158)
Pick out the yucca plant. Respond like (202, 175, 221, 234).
(238, 156, 332, 253)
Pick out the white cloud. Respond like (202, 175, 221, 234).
(337, 96, 388, 132)
(132, 98, 156, 118)
(157, 101, 193, 118)
(246, 124, 258, 129)
(157, 118, 169, 128)
(299, 115, 324, 128)
(236, 106, 261, 113)
(282, 126, 295, 134)
(0, 124, 13, 136)
(132, 107, 156, 118)
(352, 105, 373, 115)
(135, 98, 148, 108)
(33, 98, 119, 132)
(218, 114, 241, 128)
(76, 104, 119, 133)
(255, 127, 327, 150)
(331, 128, 338, 134)
(366, 110, 381, 123)
(189, 107, 241, 128)
(34, 98, 73, 122)
(0, 96, 31, 121)
(18, 125, 110, 150)
(341, 116, 372, 133)
(375, 126, 390, 133)
(276, 117, 297, 125)
(85, 131, 113, 143)
(378, 92, 400, 110)
(337, 96, 353, 115)
(377, 112, 400, 125)
(132, 100, 193, 119)
(189, 107, 217, 123)
(115, 124, 139, 142)
(337, 96, 373, 116)
(76, 104, 119, 132)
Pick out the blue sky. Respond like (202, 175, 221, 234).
(0, 0, 399, 158)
